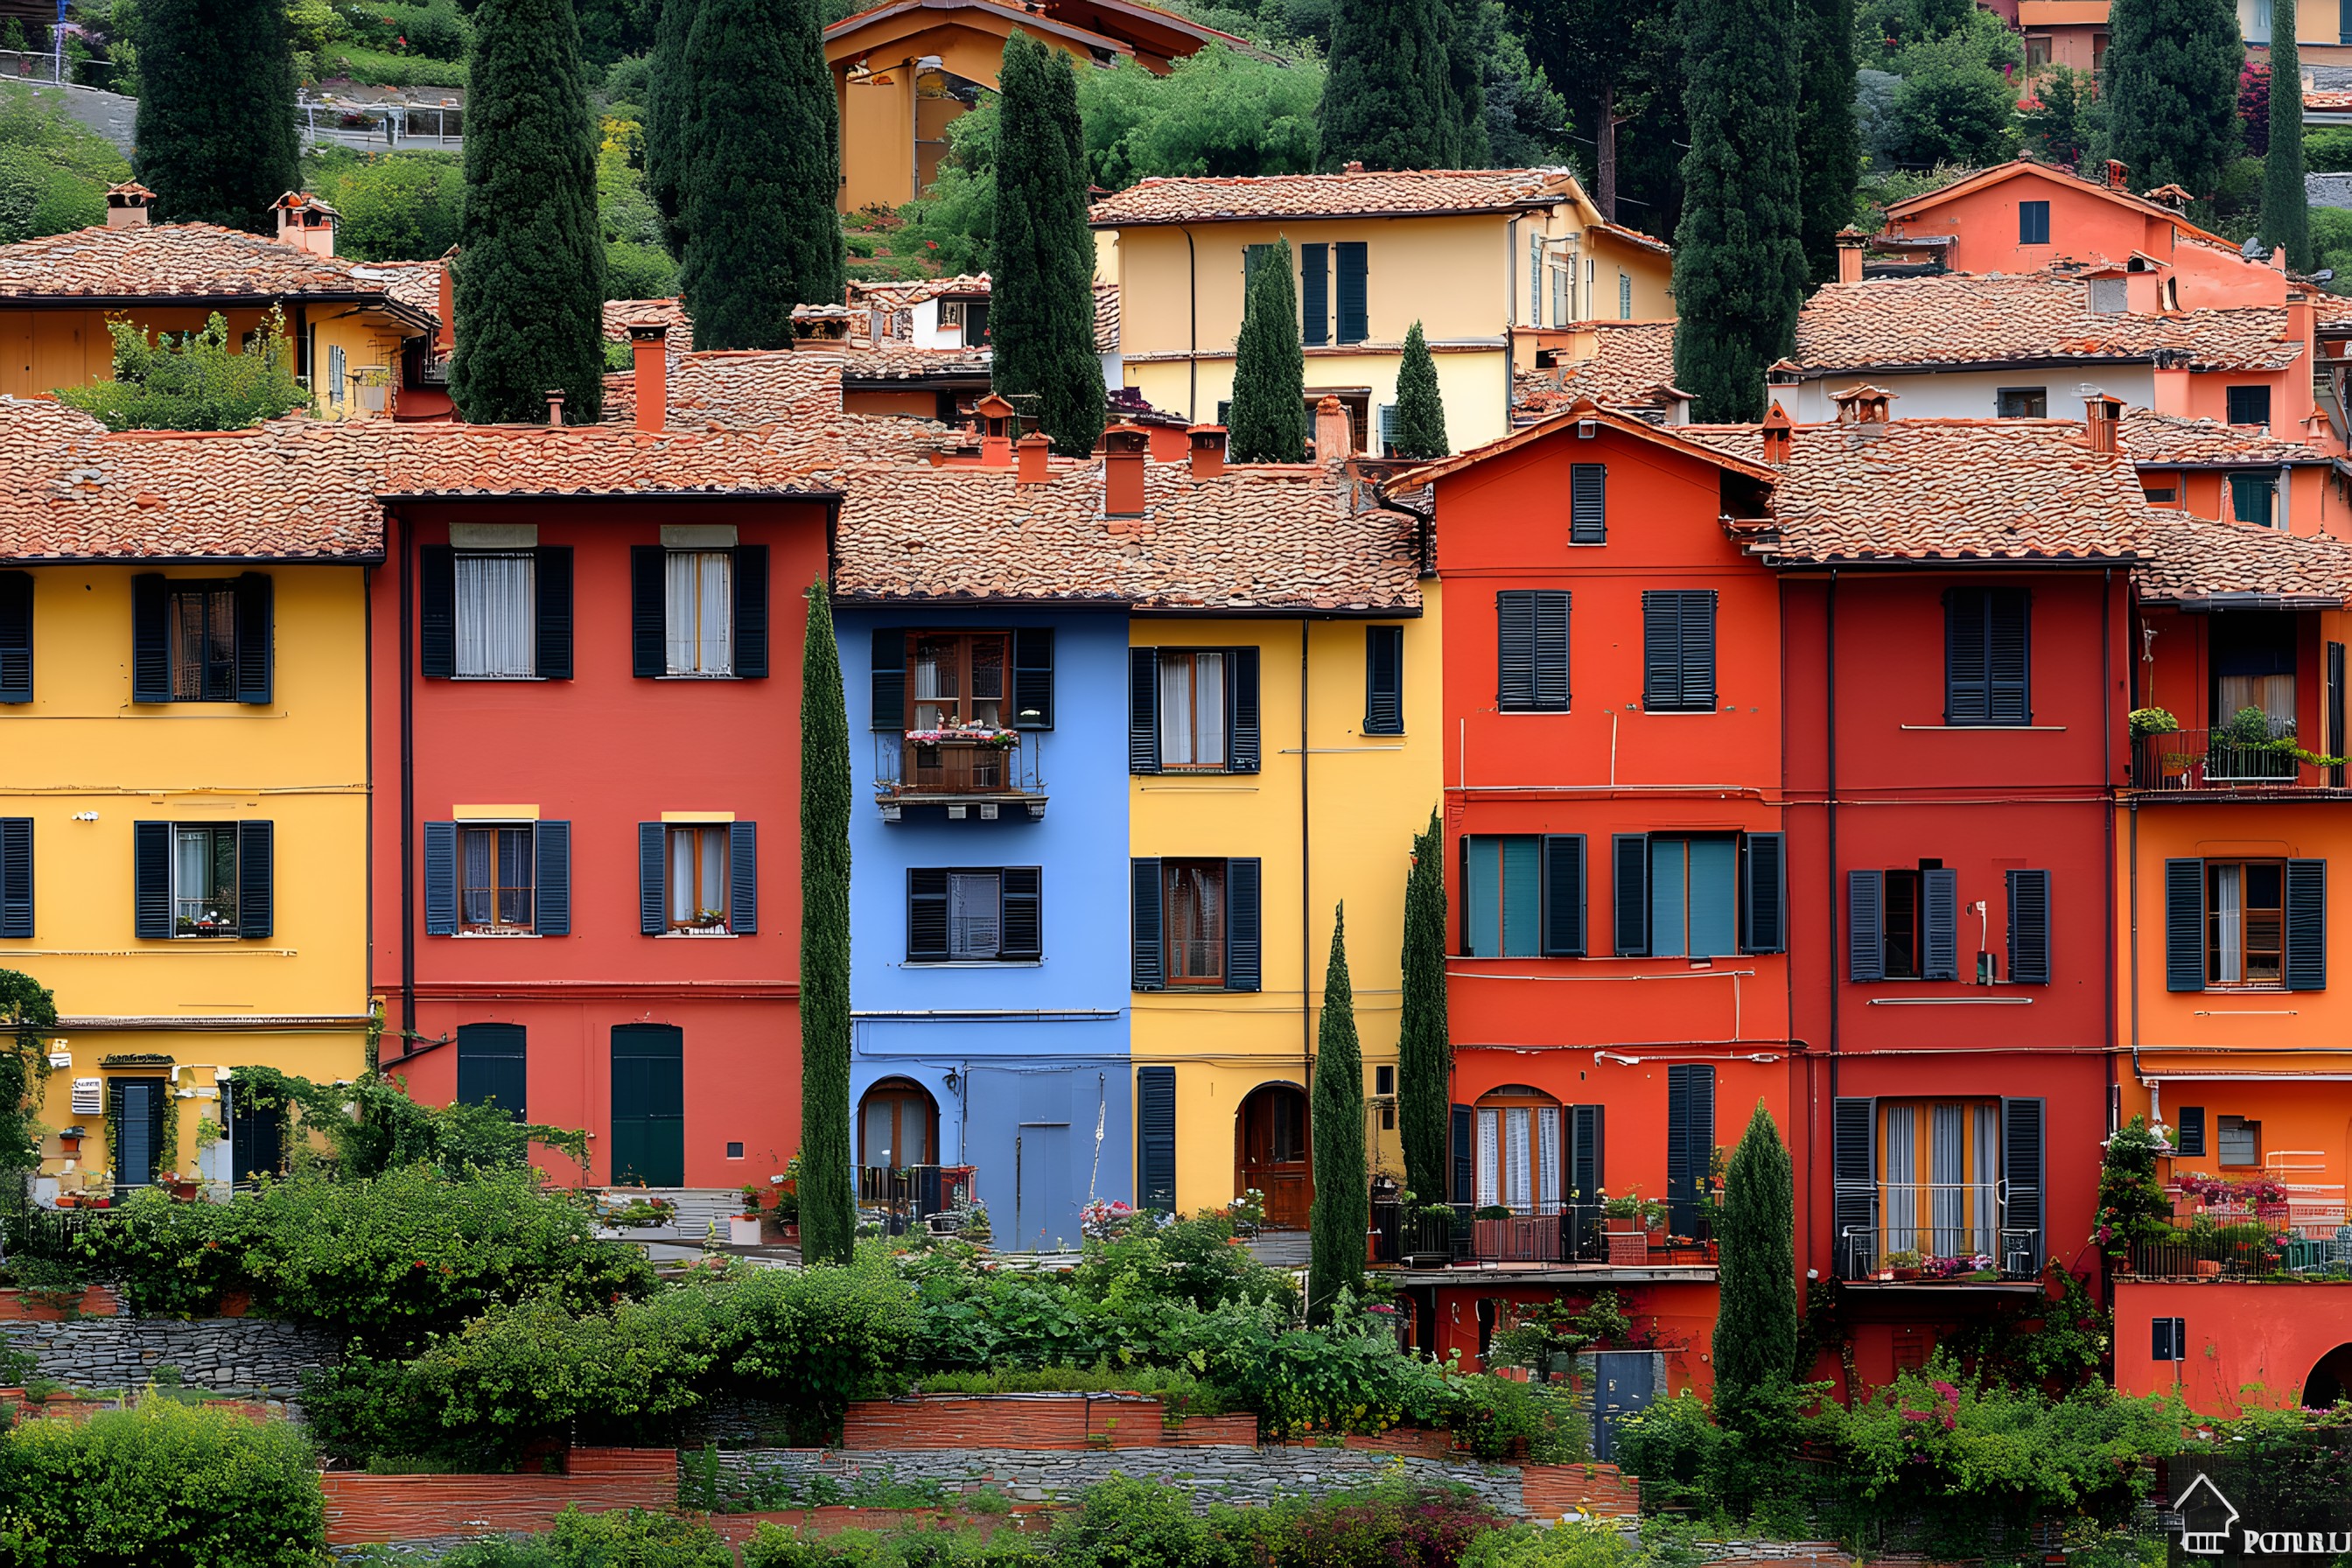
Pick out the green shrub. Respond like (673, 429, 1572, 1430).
(303, 147, 466, 262)
(1047, 1475, 1229, 1568)
(1458, 1520, 1636, 1568)
(340, 0, 470, 60)
(54, 311, 310, 431)
(606, 241, 679, 302)
(318, 42, 468, 88)
(2310, 128, 2352, 173)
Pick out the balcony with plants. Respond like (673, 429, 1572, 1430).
(2099, 1116, 2352, 1281)
(1368, 1185, 1716, 1271)
(2130, 704, 2345, 794)
(2127, 605, 2347, 797)
(872, 631, 1050, 822)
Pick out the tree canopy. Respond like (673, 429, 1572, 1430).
(131, 0, 301, 232)
(2103, 0, 2244, 210)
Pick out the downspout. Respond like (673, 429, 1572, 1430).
(2104, 568, 2118, 1132)
(1824, 570, 1839, 1282)
(1300, 616, 1312, 1094)
(363, 564, 376, 1069)
(1184, 227, 1199, 423)
(397, 506, 416, 1048)
(1505, 217, 1518, 420)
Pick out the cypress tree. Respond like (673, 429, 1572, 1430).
(1796, 0, 1859, 286)
(1712, 1102, 1797, 1417)
(797, 581, 857, 1268)
(1307, 906, 1368, 1322)
(677, 0, 849, 348)
(2267, 0, 2312, 271)
(449, 0, 607, 424)
(990, 32, 1105, 456)
(1396, 809, 1451, 1205)
(1390, 321, 1448, 460)
(132, 0, 300, 232)
(1670, 0, 1806, 422)
(1228, 238, 1306, 462)
(643, 0, 701, 258)
(2104, 0, 2244, 211)
(1320, 0, 1462, 171)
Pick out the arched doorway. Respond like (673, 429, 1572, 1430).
(1236, 1082, 1312, 1229)
(858, 1077, 940, 1171)
(2305, 1344, 2352, 1409)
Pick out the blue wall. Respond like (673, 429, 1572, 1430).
(838, 607, 1132, 1248)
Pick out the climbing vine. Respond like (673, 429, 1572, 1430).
(0, 967, 58, 1196)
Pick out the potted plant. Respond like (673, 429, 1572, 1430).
(773, 1161, 800, 1242)
(1886, 1249, 1922, 1281)
(2129, 707, 2180, 740)
(54, 1126, 82, 1158)
(729, 1185, 764, 1245)
(160, 1171, 199, 1202)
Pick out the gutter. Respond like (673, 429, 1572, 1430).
(0, 553, 385, 567)
(377, 488, 847, 503)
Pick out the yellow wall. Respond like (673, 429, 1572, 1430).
(1129, 588, 1443, 1214)
(0, 565, 373, 1196)
(0, 305, 409, 420)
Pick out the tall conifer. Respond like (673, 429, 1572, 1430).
(2267, 0, 2312, 270)
(678, 0, 848, 347)
(797, 582, 857, 1267)
(1796, 0, 1859, 285)
(1712, 1102, 1797, 1418)
(1670, 0, 1805, 421)
(449, 0, 606, 423)
(2104, 0, 2244, 211)
(1396, 810, 1451, 1204)
(1307, 906, 1368, 1322)
(1320, 0, 1463, 170)
(1228, 238, 1306, 462)
(1390, 322, 1448, 460)
(133, 0, 300, 232)
(643, 0, 701, 257)
(990, 32, 1106, 456)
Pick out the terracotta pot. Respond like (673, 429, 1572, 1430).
(2194, 1259, 2222, 1278)
(55, 1137, 79, 1157)
(1605, 1216, 1642, 1235)
(1894, 1267, 1922, 1281)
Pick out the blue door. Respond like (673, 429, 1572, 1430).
(1591, 1351, 1656, 1461)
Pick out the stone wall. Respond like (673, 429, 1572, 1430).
(0, 1315, 337, 1395)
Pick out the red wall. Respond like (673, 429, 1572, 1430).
(1427, 1279, 1723, 1396)
(368, 499, 830, 1186)
(2112, 1282, 2352, 1415)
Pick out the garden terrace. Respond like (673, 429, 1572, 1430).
(1370, 1200, 1718, 1279)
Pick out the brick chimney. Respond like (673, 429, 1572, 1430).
(1313, 396, 1353, 463)
(1187, 424, 1227, 480)
(545, 388, 566, 427)
(1761, 402, 1794, 465)
(273, 191, 338, 256)
(2105, 158, 2129, 191)
(2084, 393, 2123, 454)
(1103, 423, 1150, 515)
(976, 393, 1016, 467)
(1016, 431, 1050, 483)
(1830, 384, 1894, 424)
(629, 324, 668, 433)
(104, 180, 154, 228)
(1835, 227, 1866, 285)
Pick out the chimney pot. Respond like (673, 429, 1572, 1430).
(1343, 161, 1364, 175)
(273, 192, 338, 256)
(2085, 394, 2122, 454)
(1187, 423, 1227, 480)
(104, 181, 154, 228)
(1312, 396, 1353, 464)
(1834, 227, 1866, 285)
(1016, 431, 1051, 483)
(629, 324, 668, 433)
(1103, 422, 1150, 515)
(2106, 158, 2128, 190)
(976, 392, 1016, 466)
(545, 388, 566, 427)
(436, 252, 457, 353)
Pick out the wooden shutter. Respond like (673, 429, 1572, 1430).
(0, 571, 32, 704)
(1001, 866, 1042, 959)
(232, 573, 273, 704)
(133, 820, 172, 939)
(732, 544, 768, 678)
(1922, 867, 1958, 981)
(1496, 592, 1536, 710)
(2002, 1096, 2045, 1270)
(1130, 858, 1164, 989)
(1641, 592, 1685, 710)
(630, 546, 664, 677)
(1138, 1065, 1178, 1212)
(1363, 626, 1404, 735)
(457, 1022, 528, 1122)
(2006, 868, 2049, 984)
(0, 817, 30, 939)
(1569, 463, 1606, 544)
(2165, 858, 2206, 991)
(1987, 590, 2029, 724)
(1335, 242, 1368, 343)
(2287, 858, 2328, 991)
(1300, 242, 1329, 346)
(1666, 1064, 1715, 1210)
(871, 630, 906, 731)
(424, 821, 458, 935)
(1012, 627, 1054, 729)
(536, 821, 570, 936)
(1612, 833, 1648, 956)
(908, 868, 949, 961)
(1541, 834, 1586, 956)
(2176, 1105, 2207, 1158)
(1945, 588, 1988, 724)
(1571, 1103, 1605, 1205)
(1533, 591, 1571, 710)
(1847, 870, 1885, 982)
(534, 546, 573, 680)
(1451, 1102, 1475, 1205)
(418, 545, 456, 678)
(638, 822, 666, 934)
(1128, 648, 1160, 773)
(1228, 646, 1261, 773)
(1831, 1096, 1877, 1275)
(1225, 857, 1262, 990)
(236, 820, 273, 940)
(131, 572, 170, 703)
(728, 821, 759, 935)
(1740, 832, 1786, 954)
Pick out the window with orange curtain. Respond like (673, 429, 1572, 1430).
(1879, 1100, 1999, 1262)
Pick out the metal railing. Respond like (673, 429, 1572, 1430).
(2123, 1228, 2327, 1279)
(1834, 1180, 2040, 1280)
(1369, 1200, 1714, 1268)
(873, 733, 1043, 806)
(857, 1164, 975, 1236)
(2132, 725, 2329, 792)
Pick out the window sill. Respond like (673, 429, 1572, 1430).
(654, 673, 744, 682)
(903, 960, 1046, 968)
(1640, 705, 1725, 716)
(1494, 708, 1572, 717)
(656, 929, 738, 938)
(452, 929, 541, 938)
(445, 675, 550, 682)
(1901, 724, 2066, 732)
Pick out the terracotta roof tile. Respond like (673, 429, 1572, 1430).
(1095, 281, 1119, 356)
(0, 222, 418, 312)
(2120, 408, 2332, 466)
(1514, 322, 1676, 415)
(847, 274, 991, 312)
(1089, 167, 1583, 227)
(357, 258, 444, 322)
(601, 297, 690, 341)
(2133, 513, 2352, 605)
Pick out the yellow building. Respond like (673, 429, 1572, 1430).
(0, 186, 441, 421)
(1090, 166, 1676, 455)
(0, 398, 374, 1200)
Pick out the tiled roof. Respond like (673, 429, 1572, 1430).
(2120, 408, 2333, 467)
(829, 341, 993, 382)
(597, 347, 848, 429)
(602, 297, 691, 341)
(0, 223, 424, 315)
(1095, 281, 1119, 356)
(1390, 399, 1777, 494)
(1679, 416, 2151, 564)
(1586, 220, 1671, 257)
(358, 258, 444, 323)
(835, 454, 1422, 612)
(847, 274, 991, 312)
(2134, 513, 2352, 606)
(1785, 274, 2305, 374)
(2309, 290, 2352, 326)
(1880, 158, 2239, 254)
(1515, 322, 1676, 415)
(1089, 167, 1582, 227)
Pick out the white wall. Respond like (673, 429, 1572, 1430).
(1776, 366, 2157, 423)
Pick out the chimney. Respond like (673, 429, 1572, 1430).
(104, 180, 154, 228)
(1834, 227, 1866, 285)
(1830, 384, 1894, 424)
(975, 393, 1016, 467)
(1343, 161, 1365, 175)
(1103, 423, 1149, 515)
(1016, 431, 1051, 483)
(629, 324, 668, 433)
(545, 388, 566, 426)
(2084, 393, 2123, 454)
(1187, 423, 1227, 480)
(1761, 402, 1794, 465)
(273, 192, 338, 256)
(1313, 395, 1353, 464)
(2105, 158, 2128, 191)
(436, 252, 456, 352)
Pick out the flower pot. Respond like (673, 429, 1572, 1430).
(728, 1215, 763, 1245)
(1894, 1267, 1922, 1281)
(167, 1181, 199, 1202)
(781, 1223, 801, 1244)
(1605, 1216, 1642, 1236)
(1606, 1232, 1648, 1266)
(54, 1136, 79, 1157)
(2194, 1260, 2222, 1278)
(215, 1290, 251, 1319)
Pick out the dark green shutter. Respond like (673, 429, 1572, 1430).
(1012, 628, 1054, 729)
(535, 546, 573, 680)
(609, 1024, 684, 1187)
(1987, 590, 2030, 724)
(1922, 867, 1957, 981)
(728, 822, 758, 934)
(0, 571, 32, 703)
(1642, 592, 1682, 710)
(1364, 626, 1404, 735)
(639, 823, 666, 934)
(1229, 646, 1261, 773)
(1335, 242, 1368, 342)
(1533, 591, 1571, 710)
(134, 820, 171, 938)
(536, 821, 570, 936)
(0, 817, 29, 938)
(232, 573, 272, 704)
(1001, 866, 1042, 958)
(732, 544, 768, 677)
(1128, 648, 1160, 773)
(1138, 1065, 1177, 1212)
(630, 546, 664, 677)
(1832, 1096, 1876, 1274)
(1666, 1064, 1716, 1214)
(1300, 242, 1329, 346)
(871, 630, 906, 730)
(424, 822, 458, 934)
(1497, 592, 1536, 710)
(1131, 858, 1164, 989)
(1540, 834, 1585, 956)
(1612, 833, 1648, 956)
(1740, 832, 1786, 954)
(909, 868, 949, 961)
(131, 572, 170, 703)
(457, 1022, 528, 1121)
(1847, 870, 1885, 982)
(236, 820, 272, 940)
(2176, 1106, 2207, 1157)
(1945, 589, 1988, 724)
(419, 546, 456, 678)
(2287, 858, 2328, 991)
(1225, 857, 1262, 990)
(1571, 1103, 1605, 1204)
(2006, 868, 2049, 984)
(1451, 1102, 1474, 1205)
(2166, 858, 2206, 991)
(2002, 1097, 2045, 1270)
(1569, 464, 1606, 544)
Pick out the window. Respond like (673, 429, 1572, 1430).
(912, 631, 1006, 729)
(2229, 472, 2279, 527)
(638, 820, 757, 935)
(1474, 1086, 1564, 1214)
(459, 824, 534, 932)
(1129, 647, 1258, 774)
(1336, 242, 1368, 344)
(327, 341, 346, 406)
(2208, 861, 2286, 985)
(167, 583, 235, 701)
(1160, 650, 1227, 766)
(1551, 263, 1568, 326)
(456, 1022, 527, 1120)
(1302, 242, 1329, 346)
(1569, 463, 1606, 544)
(1642, 591, 1717, 712)
(629, 543, 767, 680)
(2144, 486, 2179, 504)
(860, 1079, 938, 1166)
(0, 570, 30, 704)
(907, 866, 1042, 962)
(1243, 242, 1278, 291)
(1847, 864, 1958, 982)
(422, 544, 570, 682)
(668, 824, 729, 930)
(2175, 1105, 2208, 1158)
(1131, 856, 1260, 990)
(2025, 34, 2051, 66)
(1364, 625, 1404, 734)
(172, 825, 240, 937)
(1496, 591, 1572, 711)
(133, 573, 270, 704)
(1665, 1063, 1716, 1230)
(1463, 834, 1584, 958)
(1995, 387, 2048, 418)
(1165, 858, 1225, 984)
(2211, 611, 2296, 763)
(136, 821, 269, 940)
(2167, 857, 2322, 992)
(1617, 271, 1631, 320)
(1376, 1064, 1395, 1096)
(2226, 385, 2273, 428)
(454, 552, 536, 678)
(2218, 1113, 2261, 1167)
(1945, 587, 2030, 725)
(2006, 868, 2051, 984)
(1529, 232, 1544, 321)
(952, 298, 988, 346)
(2020, 200, 2050, 245)
(2087, 278, 2127, 313)
(664, 550, 734, 676)
(1648, 836, 1738, 958)
(1878, 1098, 2002, 1262)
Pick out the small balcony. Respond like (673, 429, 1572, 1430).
(1369, 1200, 1716, 1270)
(873, 732, 1046, 822)
(2131, 721, 2342, 796)
(858, 1163, 976, 1235)
(1833, 1181, 2040, 1283)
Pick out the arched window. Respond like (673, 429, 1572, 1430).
(859, 1078, 939, 1169)
(1474, 1085, 1563, 1215)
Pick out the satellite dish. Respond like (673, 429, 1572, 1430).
(2243, 234, 2268, 258)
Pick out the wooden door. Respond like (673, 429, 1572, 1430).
(1237, 1084, 1312, 1228)
(610, 1025, 684, 1186)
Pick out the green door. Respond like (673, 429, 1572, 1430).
(610, 1025, 685, 1186)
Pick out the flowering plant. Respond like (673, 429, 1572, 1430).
(906, 727, 1018, 748)
(1081, 1198, 1139, 1240)
(1927, 1252, 1995, 1278)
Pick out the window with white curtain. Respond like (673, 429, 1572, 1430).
(173, 825, 238, 937)
(1474, 1088, 1564, 1214)
(453, 552, 536, 679)
(1879, 1099, 1998, 1262)
(1158, 651, 1226, 767)
(2207, 861, 2285, 985)
(664, 550, 734, 676)
(666, 824, 730, 930)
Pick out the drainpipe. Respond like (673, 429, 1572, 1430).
(2104, 568, 2118, 1132)
(1300, 616, 1312, 1095)
(1824, 570, 1839, 1281)
(1183, 227, 1199, 423)
(397, 506, 416, 1047)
